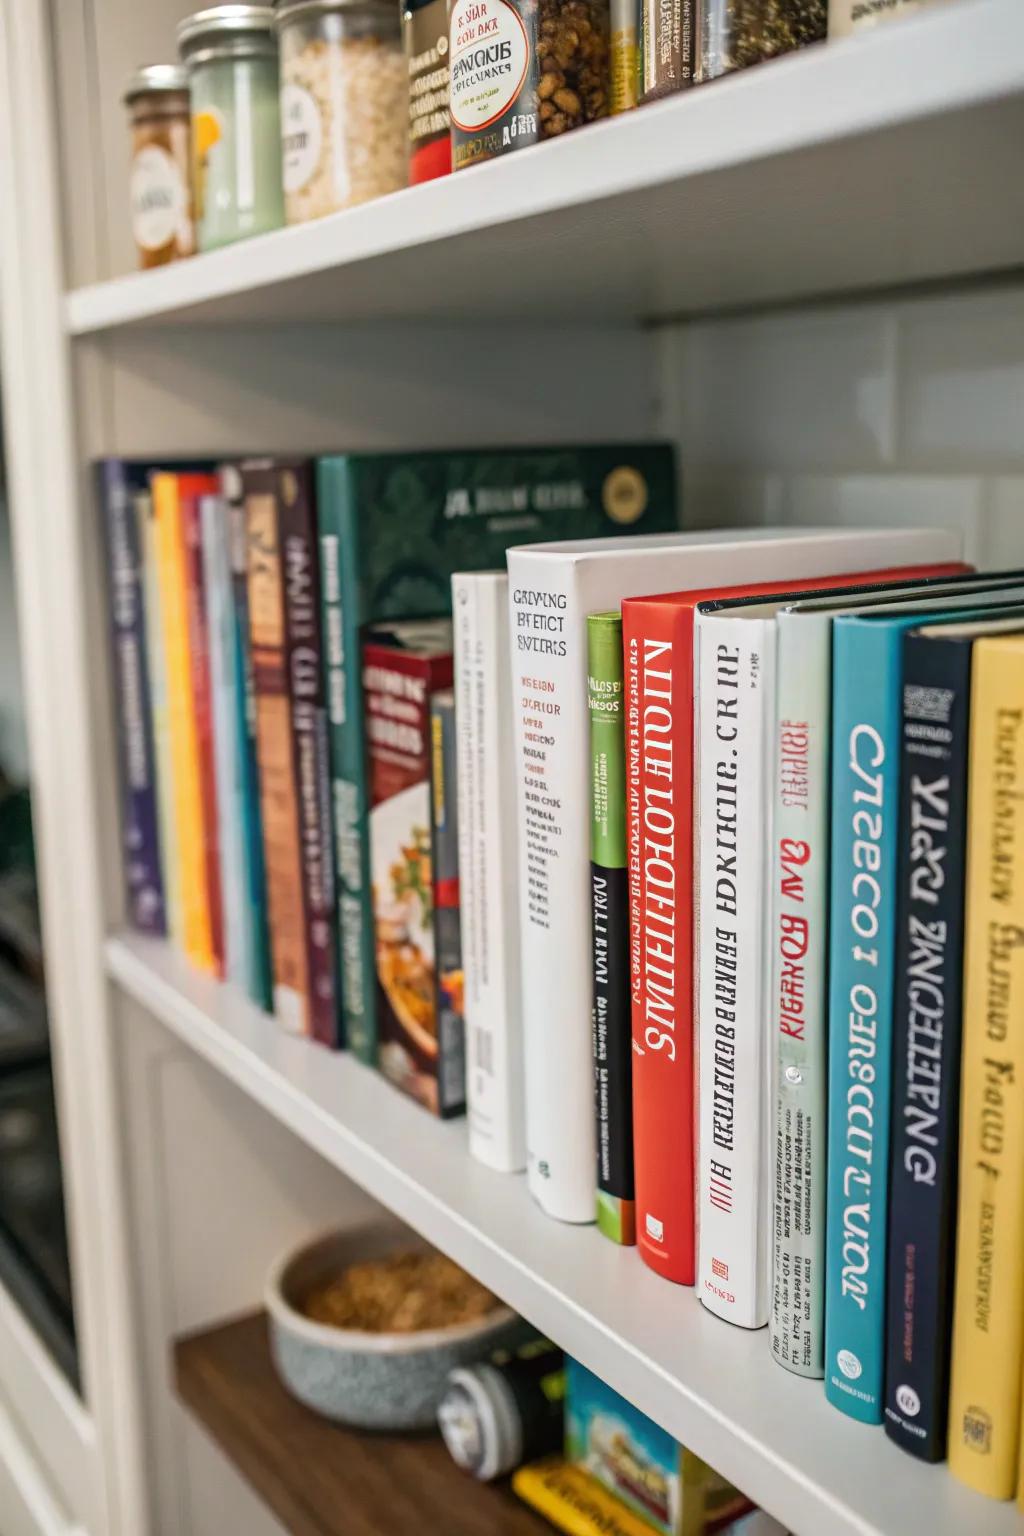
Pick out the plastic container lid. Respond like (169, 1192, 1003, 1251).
(123, 63, 189, 103)
(177, 4, 277, 57)
(274, 0, 397, 23)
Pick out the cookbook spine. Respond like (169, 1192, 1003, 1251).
(431, 691, 467, 1116)
(279, 466, 339, 1048)
(770, 611, 832, 1378)
(100, 462, 165, 935)
(244, 465, 309, 1032)
(884, 631, 971, 1460)
(318, 459, 375, 1063)
(695, 613, 773, 1327)
(588, 612, 635, 1245)
(622, 596, 696, 1282)
(201, 492, 247, 989)
(825, 619, 901, 1423)
(151, 473, 215, 973)
(180, 484, 225, 977)
(507, 553, 597, 1223)
(224, 466, 273, 1010)
(948, 638, 1024, 1500)
(453, 575, 527, 1168)
(136, 489, 181, 946)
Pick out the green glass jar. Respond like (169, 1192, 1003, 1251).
(177, 5, 284, 251)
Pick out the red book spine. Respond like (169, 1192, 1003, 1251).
(179, 474, 225, 979)
(623, 596, 697, 1284)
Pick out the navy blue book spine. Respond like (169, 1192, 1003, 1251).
(883, 629, 971, 1460)
(100, 460, 166, 935)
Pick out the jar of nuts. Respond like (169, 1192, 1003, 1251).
(450, 0, 609, 170)
(275, 0, 408, 223)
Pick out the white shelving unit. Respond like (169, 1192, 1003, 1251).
(0, 0, 1022, 1533)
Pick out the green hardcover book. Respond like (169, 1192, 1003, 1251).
(588, 612, 635, 1244)
(318, 445, 677, 1063)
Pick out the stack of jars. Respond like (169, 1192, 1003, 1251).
(125, 0, 413, 266)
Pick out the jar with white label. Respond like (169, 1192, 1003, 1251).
(123, 66, 195, 269)
(828, 0, 944, 35)
(177, 5, 284, 252)
(275, 0, 408, 225)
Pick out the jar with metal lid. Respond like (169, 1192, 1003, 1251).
(123, 65, 195, 269)
(177, 5, 284, 251)
(700, 0, 826, 81)
(275, 0, 408, 223)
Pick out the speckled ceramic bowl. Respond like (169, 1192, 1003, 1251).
(265, 1224, 522, 1431)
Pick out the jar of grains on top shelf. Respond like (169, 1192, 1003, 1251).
(275, 0, 409, 223)
(700, 0, 827, 79)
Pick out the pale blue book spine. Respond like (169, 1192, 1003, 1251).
(825, 616, 902, 1423)
(201, 495, 249, 992)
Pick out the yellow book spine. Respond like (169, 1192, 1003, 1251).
(948, 635, 1024, 1500)
(513, 1460, 671, 1536)
(137, 491, 182, 947)
(152, 473, 213, 974)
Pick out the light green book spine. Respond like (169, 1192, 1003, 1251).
(769, 610, 831, 1377)
(588, 613, 635, 1245)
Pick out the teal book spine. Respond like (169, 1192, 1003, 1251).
(318, 458, 375, 1062)
(825, 617, 902, 1423)
(225, 468, 274, 1011)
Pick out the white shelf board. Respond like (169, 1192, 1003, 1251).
(107, 931, 1018, 1536)
(68, 0, 1024, 334)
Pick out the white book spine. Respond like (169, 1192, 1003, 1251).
(769, 610, 833, 1376)
(453, 572, 527, 1174)
(696, 612, 775, 1328)
(508, 553, 597, 1221)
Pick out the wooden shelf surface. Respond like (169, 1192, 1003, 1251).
(174, 1310, 550, 1536)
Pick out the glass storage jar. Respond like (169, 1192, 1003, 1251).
(275, 0, 408, 224)
(177, 5, 284, 251)
(123, 65, 195, 268)
(700, 0, 826, 80)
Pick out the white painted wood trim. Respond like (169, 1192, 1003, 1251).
(0, 4, 150, 1533)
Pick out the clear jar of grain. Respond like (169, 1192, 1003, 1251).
(700, 0, 826, 80)
(275, 0, 408, 224)
(123, 65, 195, 268)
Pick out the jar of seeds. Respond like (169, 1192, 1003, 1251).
(123, 65, 195, 268)
(700, 0, 826, 80)
(275, 0, 408, 223)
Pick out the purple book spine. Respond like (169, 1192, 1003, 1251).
(101, 461, 166, 935)
(279, 462, 339, 1047)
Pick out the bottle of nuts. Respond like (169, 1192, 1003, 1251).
(450, 0, 609, 171)
(123, 65, 195, 269)
(276, 0, 408, 222)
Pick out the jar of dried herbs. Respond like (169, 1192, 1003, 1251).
(276, 0, 408, 223)
(177, 6, 284, 251)
(700, 0, 826, 80)
(123, 65, 195, 268)
(450, 0, 609, 171)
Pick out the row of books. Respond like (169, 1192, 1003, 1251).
(104, 446, 1024, 1503)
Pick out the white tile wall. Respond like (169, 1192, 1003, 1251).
(664, 280, 1024, 570)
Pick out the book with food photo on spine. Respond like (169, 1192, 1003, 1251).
(363, 619, 457, 1115)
